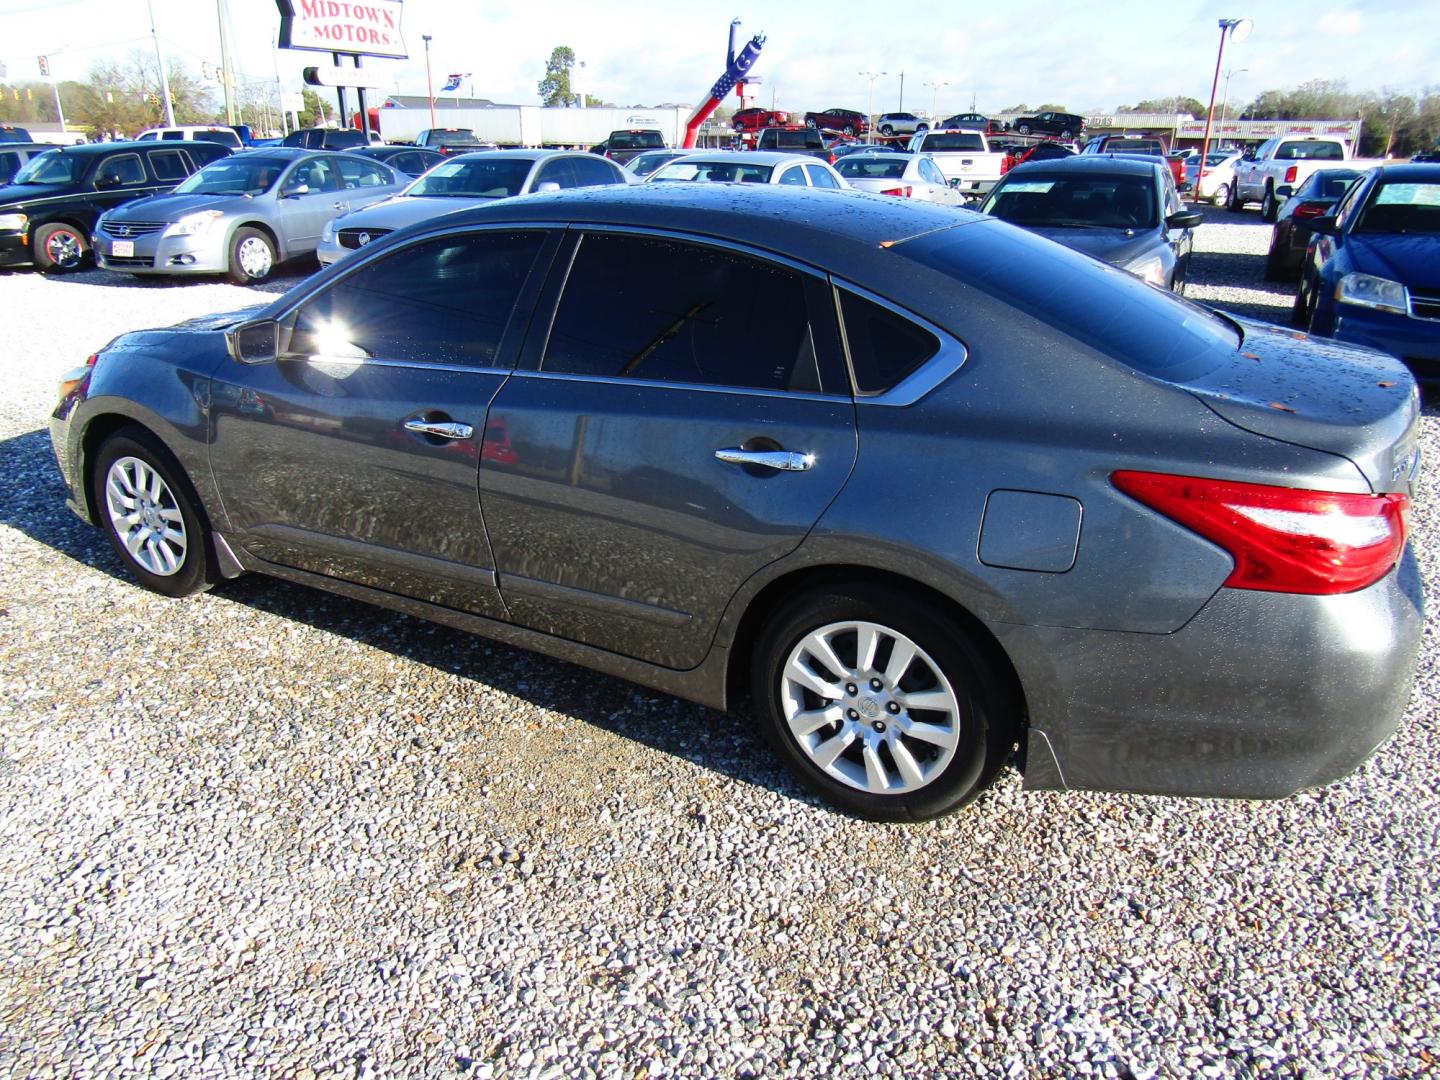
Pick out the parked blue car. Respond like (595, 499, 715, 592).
(1296, 163, 1440, 380)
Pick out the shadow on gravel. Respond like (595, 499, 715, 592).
(38, 261, 315, 295)
(0, 427, 800, 806)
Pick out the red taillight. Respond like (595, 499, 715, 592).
(1293, 201, 1329, 219)
(1111, 470, 1408, 595)
(879, 185, 912, 197)
(1284, 165, 1298, 183)
(1001, 155, 1014, 174)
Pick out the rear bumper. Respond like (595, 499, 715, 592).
(1007, 547, 1424, 798)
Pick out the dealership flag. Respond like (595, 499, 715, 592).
(442, 73, 470, 92)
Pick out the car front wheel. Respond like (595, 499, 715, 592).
(228, 227, 276, 285)
(94, 427, 216, 597)
(1016, 124, 1031, 135)
(751, 585, 1013, 821)
(1261, 184, 1279, 223)
(34, 222, 88, 272)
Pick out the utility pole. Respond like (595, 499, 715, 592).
(145, 0, 177, 126)
(217, 0, 237, 124)
(39, 55, 67, 134)
(897, 70, 904, 112)
(422, 34, 435, 128)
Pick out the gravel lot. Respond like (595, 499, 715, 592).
(1, 208, 1438, 1079)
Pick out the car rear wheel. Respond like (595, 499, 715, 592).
(805, 118, 817, 128)
(843, 124, 856, 136)
(33, 222, 88, 273)
(1060, 129, 1074, 140)
(1261, 184, 1279, 223)
(1226, 182, 1242, 211)
(1211, 182, 1230, 207)
(228, 227, 276, 285)
(93, 427, 216, 598)
(879, 125, 894, 136)
(1263, 235, 1288, 280)
(751, 585, 1014, 821)
(1016, 124, 1031, 135)
(1292, 278, 1315, 327)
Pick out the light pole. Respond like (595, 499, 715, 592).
(1220, 67, 1247, 130)
(145, 0, 176, 127)
(896, 70, 904, 112)
(859, 69, 886, 142)
(1197, 17, 1252, 203)
(924, 78, 948, 123)
(422, 34, 435, 128)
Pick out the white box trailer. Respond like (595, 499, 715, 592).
(377, 105, 689, 149)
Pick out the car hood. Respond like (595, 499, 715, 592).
(1181, 316, 1419, 492)
(1344, 234, 1440, 290)
(106, 192, 250, 221)
(335, 195, 492, 230)
(0, 182, 72, 209)
(170, 304, 268, 331)
(1027, 226, 1159, 267)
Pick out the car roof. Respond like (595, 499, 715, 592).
(666, 151, 824, 165)
(18, 141, 182, 158)
(1010, 155, 1158, 177)
(439, 183, 973, 253)
(1372, 163, 1440, 182)
(440, 148, 595, 163)
(0, 143, 54, 153)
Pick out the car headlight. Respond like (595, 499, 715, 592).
(0, 212, 27, 231)
(1123, 253, 1168, 287)
(1335, 272, 1409, 314)
(164, 210, 225, 237)
(321, 218, 337, 243)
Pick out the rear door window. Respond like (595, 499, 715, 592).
(541, 232, 827, 394)
(148, 149, 189, 182)
(838, 290, 940, 394)
(290, 231, 546, 367)
(778, 166, 807, 186)
(806, 165, 841, 189)
(95, 154, 147, 187)
(569, 156, 624, 186)
(533, 158, 578, 189)
(337, 157, 393, 188)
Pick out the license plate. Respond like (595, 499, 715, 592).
(111, 240, 134, 257)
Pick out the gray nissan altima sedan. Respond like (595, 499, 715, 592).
(93, 147, 406, 284)
(51, 184, 1423, 821)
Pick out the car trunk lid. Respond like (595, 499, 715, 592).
(1181, 317, 1420, 494)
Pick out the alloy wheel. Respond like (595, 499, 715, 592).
(779, 620, 961, 795)
(46, 228, 82, 269)
(105, 456, 187, 576)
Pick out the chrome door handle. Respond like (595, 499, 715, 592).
(715, 448, 814, 472)
(404, 419, 474, 440)
(333, 202, 348, 211)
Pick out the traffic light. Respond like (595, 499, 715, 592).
(37, 55, 49, 77)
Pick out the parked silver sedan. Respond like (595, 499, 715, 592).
(93, 148, 405, 284)
(316, 150, 628, 266)
(835, 151, 966, 205)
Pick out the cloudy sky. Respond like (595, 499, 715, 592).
(1, 0, 1435, 117)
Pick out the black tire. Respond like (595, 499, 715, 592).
(33, 221, 88, 273)
(1226, 181, 1242, 212)
(1059, 129, 1073, 140)
(1016, 124, 1032, 135)
(1292, 279, 1313, 327)
(879, 125, 894, 136)
(1211, 182, 1230, 208)
(917, 123, 929, 132)
(805, 117, 817, 128)
(1261, 184, 1279, 223)
(92, 427, 215, 598)
(227, 226, 276, 285)
(843, 124, 856, 136)
(1263, 237, 1285, 280)
(750, 584, 1015, 821)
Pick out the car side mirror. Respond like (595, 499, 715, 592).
(280, 183, 310, 198)
(1276, 185, 1294, 198)
(95, 174, 122, 190)
(949, 177, 961, 188)
(535, 181, 561, 193)
(227, 319, 278, 364)
(1309, 215, 1339, 236)
(1166, 210, 1204, 229)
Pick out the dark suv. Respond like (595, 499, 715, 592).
(1012, 111, 1086, 140)
(0, 123, 34, 144)
(282, 127, 367, 151)
(590, 129, 667, 166)
(415, 128, 490, 155)
(0, 140, 231, 271)
(803, 108, 869, 136)
(754, 127, 832, 159)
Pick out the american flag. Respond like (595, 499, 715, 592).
(441, 73, 470, 92)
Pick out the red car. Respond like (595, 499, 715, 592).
(732, 108, 790, 132)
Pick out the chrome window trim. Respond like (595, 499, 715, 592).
(828, 279, 969, 407)
(504, 368, 846, 404)
(531, 225, 848, 398)
(300, 355, 510, 375)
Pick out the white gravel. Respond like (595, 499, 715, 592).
(1, 213, 1438, 1079)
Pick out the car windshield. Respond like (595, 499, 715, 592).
(12, 150, 79, 184)
(403, 158, 534, 197)
(923, 133, 985, 151)
(609, 132, 665, 151)
(650, 161, 774, 183)
(426, 130, 481, 146)
(982, 173, 1159, 229)
(837, 158, 907, 180)
(1353, 181, 1440, 234)
(1104, 139, 1164, 155)
(627, 152, 684, 177)
(174, 156, 287, 195)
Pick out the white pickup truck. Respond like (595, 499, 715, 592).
(1229, 136, 1381, 221)
(904, 129, 1007, 195)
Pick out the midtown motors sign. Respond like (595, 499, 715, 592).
(276, 0, 408, 59)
